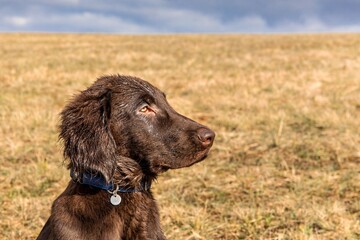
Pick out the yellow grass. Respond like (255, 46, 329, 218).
(0, 33, 359, 239)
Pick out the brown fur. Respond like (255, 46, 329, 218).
(37, 75, 215, 240)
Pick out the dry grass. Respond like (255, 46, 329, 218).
(0, 33, 360, 239)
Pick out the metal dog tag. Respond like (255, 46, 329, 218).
(110, 194, 121, 206)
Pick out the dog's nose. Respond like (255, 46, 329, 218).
(197, 128, 215, 148)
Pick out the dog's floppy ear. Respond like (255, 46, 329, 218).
(59, 86, 116, 183)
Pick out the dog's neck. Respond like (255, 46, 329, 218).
(112, 155, 157, 188)
(70, 156, 155, 193)
(70, 170, 152, 193)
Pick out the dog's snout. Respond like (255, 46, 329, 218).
(197, 128, 215, 148)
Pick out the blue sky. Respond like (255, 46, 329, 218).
(1, 0, 360, 33)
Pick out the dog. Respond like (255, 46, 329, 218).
(37, 75, 215, 240)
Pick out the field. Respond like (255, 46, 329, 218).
(0, 33, 359, 239)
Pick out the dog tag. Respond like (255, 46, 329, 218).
(110, 194, 121, 206)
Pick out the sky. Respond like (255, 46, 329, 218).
(1, 0, 360, 33)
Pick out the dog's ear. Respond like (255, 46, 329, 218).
(59, 86, 116, 183)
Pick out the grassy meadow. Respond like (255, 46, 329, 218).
(0, 33, 359, 239)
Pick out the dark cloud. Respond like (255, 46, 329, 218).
(0, 0, 359, 33)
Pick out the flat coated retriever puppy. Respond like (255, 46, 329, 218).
(37, 75, 215, 240)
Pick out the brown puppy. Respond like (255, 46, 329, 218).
(37, 75, 215, 240)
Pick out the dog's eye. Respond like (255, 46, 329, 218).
(139, 106, 151, 113)
(139, 103, 156, 115)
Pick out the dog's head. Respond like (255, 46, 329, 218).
(60, 75, 215, 183)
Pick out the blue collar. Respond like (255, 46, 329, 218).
(70, 170, 151, 193)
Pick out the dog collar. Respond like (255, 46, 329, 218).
(70, 170, 151, 205)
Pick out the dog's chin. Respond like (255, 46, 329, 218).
(170, 149, 211, 170)
(151, 149, 212, 173)
(188, 149, 210, 166)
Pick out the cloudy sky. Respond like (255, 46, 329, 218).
(1, 0, 360, 33)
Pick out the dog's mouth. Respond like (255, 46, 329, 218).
(151, 147, 213, 173)
(171, 148, 212, 169)
(191, 148, 211, 164)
